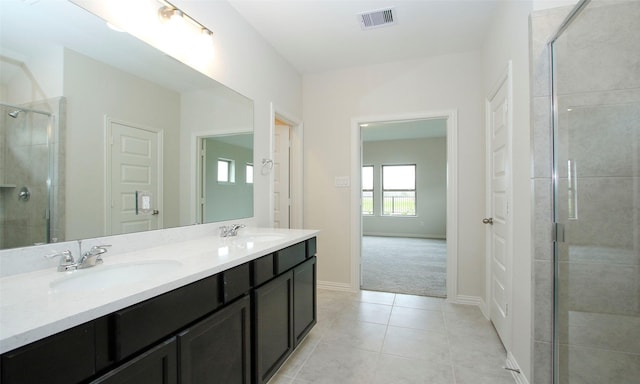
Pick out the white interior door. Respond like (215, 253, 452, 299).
(485, 66, 512, 349)
(108, 120, 162, 235)
(274, 123, 290, 228)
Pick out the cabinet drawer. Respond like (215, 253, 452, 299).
(1, 322, 95, 384)
(306, 237, 317, 258)
(223, 262, 251, 303)
(274, 242, 306, 274)
(252, 254, 274, 286)
(113, 273, 221, 360)
(90, 337, 177, 384)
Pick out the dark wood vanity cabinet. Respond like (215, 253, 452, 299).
(177, 295, 251, 384)
(253, 256, 317, 384)
(0, 237, 317, 384)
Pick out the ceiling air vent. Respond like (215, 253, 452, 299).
(358, 7, 396, 30)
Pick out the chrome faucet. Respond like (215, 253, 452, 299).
(77, 245, 111, 269)
(219, 224, 246, 237)
(46, 250, 77, 272)
(45, 245, 111, 272)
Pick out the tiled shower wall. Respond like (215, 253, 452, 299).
(0, 98, 64, 249)
(530, 1, 640, 383)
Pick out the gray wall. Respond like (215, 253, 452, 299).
(363, 137, 446, 239)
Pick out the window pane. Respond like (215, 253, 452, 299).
(362, 191, 373, 215)
(217, 160, 229, 182)
(383, 165, 415, 190)
(362, 165, 373, 190)
(383, 191, 415, 216)
(246, 164, 254, 184)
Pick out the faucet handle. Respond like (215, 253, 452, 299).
(45, 250, 76, 272)
(84, 244, 111, 256)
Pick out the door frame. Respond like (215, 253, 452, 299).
(104, 116, 164, 235)
(484, 61, 514, 349)
(350, 110, 459, 298)
(269, 102, 303, 229)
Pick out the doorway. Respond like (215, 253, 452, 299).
(106, 118, 163, 235)
(270, 103, 303, 229)
(360, 118, 448, 297)
(350, 111, 458, 298)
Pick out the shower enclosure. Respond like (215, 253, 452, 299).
(550, 0, 640, 382)
(0, 102, 56, 248)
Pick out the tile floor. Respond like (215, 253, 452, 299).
(268, 289, 516, 384)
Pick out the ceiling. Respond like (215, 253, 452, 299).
(227, 0, 501, 74)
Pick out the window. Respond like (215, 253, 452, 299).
(217, 159, 234, 183)
(362, 165, 373, 215)
(246, 164, 254, 184)
(382, 164, 416, 216)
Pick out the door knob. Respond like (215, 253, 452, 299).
(482, 217, 494, 225)
(152, 210, 160, 215)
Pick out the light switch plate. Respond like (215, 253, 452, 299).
(334, 176, 350, 187)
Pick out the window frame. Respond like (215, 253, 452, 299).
(381, 164, 417, 216)
(362, 165, 374, 216)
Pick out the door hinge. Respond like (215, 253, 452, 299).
(505, 303, 509, 317)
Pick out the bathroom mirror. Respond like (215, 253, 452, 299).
(0, 0, 254, 249)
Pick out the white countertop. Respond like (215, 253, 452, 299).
(0, 228, 318, 354)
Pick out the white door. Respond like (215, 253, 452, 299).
(108, 120, 162, 235)
(485, 66, 512, 349)
(274, 123, 290, 228)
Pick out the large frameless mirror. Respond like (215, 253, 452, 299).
(0, 0, 254, 249)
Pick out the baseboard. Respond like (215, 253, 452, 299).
(448, 294, 489, 319)
(317, 280, 354, 292)
(362, 232, 446, 239)
(506, 351, 530, 384)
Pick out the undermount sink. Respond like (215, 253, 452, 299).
(50, 260, 182, 292)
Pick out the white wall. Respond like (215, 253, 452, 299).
(482, 0, 534, 380)
(303, 51, 485, 295)
(363, 137, 447, 239)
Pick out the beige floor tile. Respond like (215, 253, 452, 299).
(373, 354, 455, 384)
(394, 293, 444, 310)
(381, 326, 451, 365)
(454, 367, 515, 384)
(322, 320, 388, 352)
(389, 306, 445, 332)
(332, 301, 393, 325)
(354, 290, 397, 305)
(295, 343, 380, 384)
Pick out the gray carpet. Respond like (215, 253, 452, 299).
(361, 236, 447, 298)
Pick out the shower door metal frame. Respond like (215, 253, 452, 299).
(548, 1, 590, 383)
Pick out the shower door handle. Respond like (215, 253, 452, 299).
(482, 217, 494, 225)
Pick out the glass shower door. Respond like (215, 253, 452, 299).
(551, 1, 640, 382)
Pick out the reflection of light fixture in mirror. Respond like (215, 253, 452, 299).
(158, 3, 213, 42)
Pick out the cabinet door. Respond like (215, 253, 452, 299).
(90, 337, 177, 384)
(253, 270, 294, 384)
(178, 295, 251, 384)
(293, 256, 317, 345)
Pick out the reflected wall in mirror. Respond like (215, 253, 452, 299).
(197, 133, 254, 223)
(0, 0, 254, 250)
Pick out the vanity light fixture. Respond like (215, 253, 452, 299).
(158, 1, 213, 41)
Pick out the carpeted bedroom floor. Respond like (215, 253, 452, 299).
(361, 236, 447, 298)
